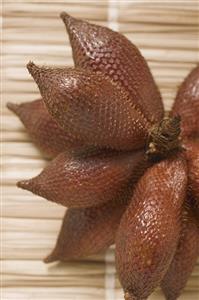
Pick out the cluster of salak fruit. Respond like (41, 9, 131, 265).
(7, 13, 199, 300)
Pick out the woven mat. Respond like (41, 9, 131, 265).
(2, 1, 199, 299)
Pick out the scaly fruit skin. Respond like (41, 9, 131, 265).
(184, 139, 199, 200)
(18, 150, 145, 208)
(183, 139, 199, 219)
(7, 99, 84, 158)
(44, 197, 128, 263)
(44, 156, 150, 263)
(161, 204, 199, 300)
(115, 155, 187, 300)
(61, 13, 164, 124)
(171, 65, 199, 138)
(27, 63, 150, 151)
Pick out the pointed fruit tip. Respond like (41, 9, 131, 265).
(26, 61, 48, 86)
(27, 61, 37, 72)
(17, 179, 31, 189)
(6, 102, 20, 114)
(17, 178, 39, 195)
(43, 252, 59, 264)
(26, 61, 42, 81)
(60, 11, 70, 21)
(60, 11, 78, 27)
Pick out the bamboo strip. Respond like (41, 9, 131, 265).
(1, 142, 44, 157)
(2, 115, 26, 131)
(1, 132, 30, 142)
(3, 287, 105, 300)
(2, 217, 60, 232)
(119, 23, 198, 33)
(3, 3, 108, 20)
(1, 93, 39, 104)
(2, 260, 105, 277)
(118, 5, 198, 25)
(2, 196, 64, 219)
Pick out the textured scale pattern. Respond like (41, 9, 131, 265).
(183, 139, 199, 219)
(171, 65, 199, 138)
(184, 139, 199, 200)
(115, 156, 187, 300)
(27, 63, 150, 151)
(18, 150, 145, 208)
(8, 13, 199, 300)
(161, 205, 199, 300)
(7, 99, 84, 158)
(44, 198, 128, 263)
(61, 13, 164, 124)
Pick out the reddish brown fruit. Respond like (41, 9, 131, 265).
(18, 150, 145, 208)
(7, 99, 84, 158)
(44, 197, 128, 263)
(60, 12, 163, 124)
(183, 139, 199, 218)
(161, 205, 199, 300)
(27, 62, 150, 151)
(171, 65, 199, 138)
(184, 139, 199, 199)
(115, 155, 187, 300)
(190, 195, 199, 221)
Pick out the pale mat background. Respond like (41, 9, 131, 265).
(1, 0, 199, 299)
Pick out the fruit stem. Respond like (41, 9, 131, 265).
(146, 115, 181, 161)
